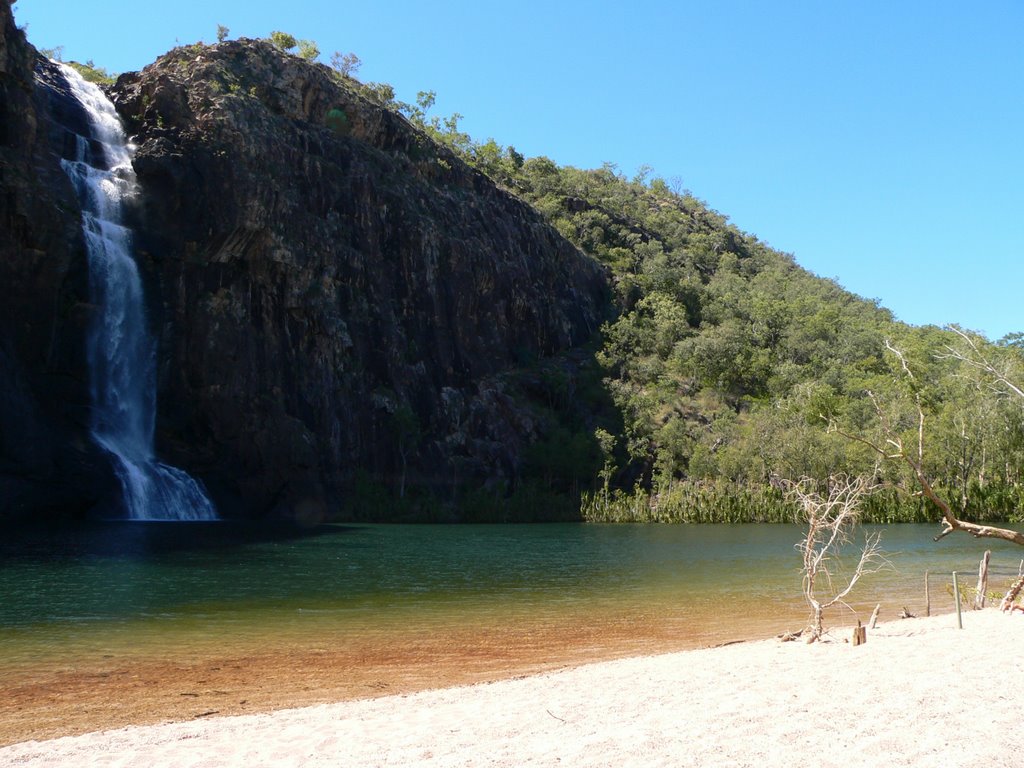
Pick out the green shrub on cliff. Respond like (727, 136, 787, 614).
(325, 108, 350, 136)
(67, 59, 116, 85)
(331, 51, 362, 78)
(296, 40, 320, 61)
(266, 30, 319, 61)
(268, 30, 298, 51)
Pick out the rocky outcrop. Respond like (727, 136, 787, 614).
(0, 12, 608, 522)
(0, 6, 110, 521)
(104, 40, 609, 519)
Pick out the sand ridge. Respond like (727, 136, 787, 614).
(2, 610, 1022, 767)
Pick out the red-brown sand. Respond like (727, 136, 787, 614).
(2, 610, 1021, 767)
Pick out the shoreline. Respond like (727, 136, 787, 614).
(0, 610, 762, 748)
(3, 609, 1022, 767)
(2, 521, 1007, 750)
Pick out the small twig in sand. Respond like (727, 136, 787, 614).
(712, 639, 748, 648)
(546, 709, 567, 723)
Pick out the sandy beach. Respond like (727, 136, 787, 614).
(2, 609, 1021, 767)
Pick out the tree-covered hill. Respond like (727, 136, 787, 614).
(398, 92, 1024, 524)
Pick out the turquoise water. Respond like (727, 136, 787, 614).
(1, 521, 1020, 670)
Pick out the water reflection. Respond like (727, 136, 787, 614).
(0, 522, 1020, 671)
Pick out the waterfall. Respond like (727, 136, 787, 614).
(57, 64, 217, 521)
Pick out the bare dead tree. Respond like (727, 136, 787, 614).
(974, 550, 991, 610)
(938, 326, 1024, 401)
(787, 475, 888, 642)
(829, 341, 1024, 547)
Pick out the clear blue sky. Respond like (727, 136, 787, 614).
(14, 1, 1024, 340)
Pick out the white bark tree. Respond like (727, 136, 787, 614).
(832, 338, 1024, 547)
(787, 475, 888, 642)
(831, 330, 1024, 611)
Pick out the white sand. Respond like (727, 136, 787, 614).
(3, 610, 1022, 768)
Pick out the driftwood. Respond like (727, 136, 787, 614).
(899, 606, 916, 619)
(778, 629, 804, 642)
(925, 570, 931, 617)
(974, 550, 991, 610)
(1003, 560, 1024, 612)
(1000, 573, 1024, 612)
(868, 604, 881, 629)
(711, 639, 749, 648)
(852, 621, 867, 646)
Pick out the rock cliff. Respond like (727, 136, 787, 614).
(0, 5, 112, 520)
(0, 29, 608, 521)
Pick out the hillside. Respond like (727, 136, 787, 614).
(396, 80, 1024, 523)
(2, 6, 1022, 523)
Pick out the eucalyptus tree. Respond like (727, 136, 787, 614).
(832, 333, 1024, 548)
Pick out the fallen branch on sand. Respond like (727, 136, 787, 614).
(1000, 573, 1024, 612)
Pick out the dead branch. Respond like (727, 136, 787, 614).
(869, 603, 881, 629)
(787, 475, 889, 642)
(1000, 574, 1024, 612)
(938, 326, 1024, 401)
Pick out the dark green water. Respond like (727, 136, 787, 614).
(1, 521, 1020, 671)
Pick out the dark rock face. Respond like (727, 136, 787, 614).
(0, 6, 110, 521)
(105, 41, 609, 519)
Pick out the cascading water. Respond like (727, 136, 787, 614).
(57, 64, 217, 521)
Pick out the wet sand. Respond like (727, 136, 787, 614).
(2, 610, 1021, 767)
(0, 593, 940, 747)
(0, 611, 722, 746)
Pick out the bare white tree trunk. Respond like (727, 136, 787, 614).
(869, 603, 881, 629)
(974, 550, 991, 610)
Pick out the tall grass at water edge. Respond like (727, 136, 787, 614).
(580, 480, 1024, 524)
